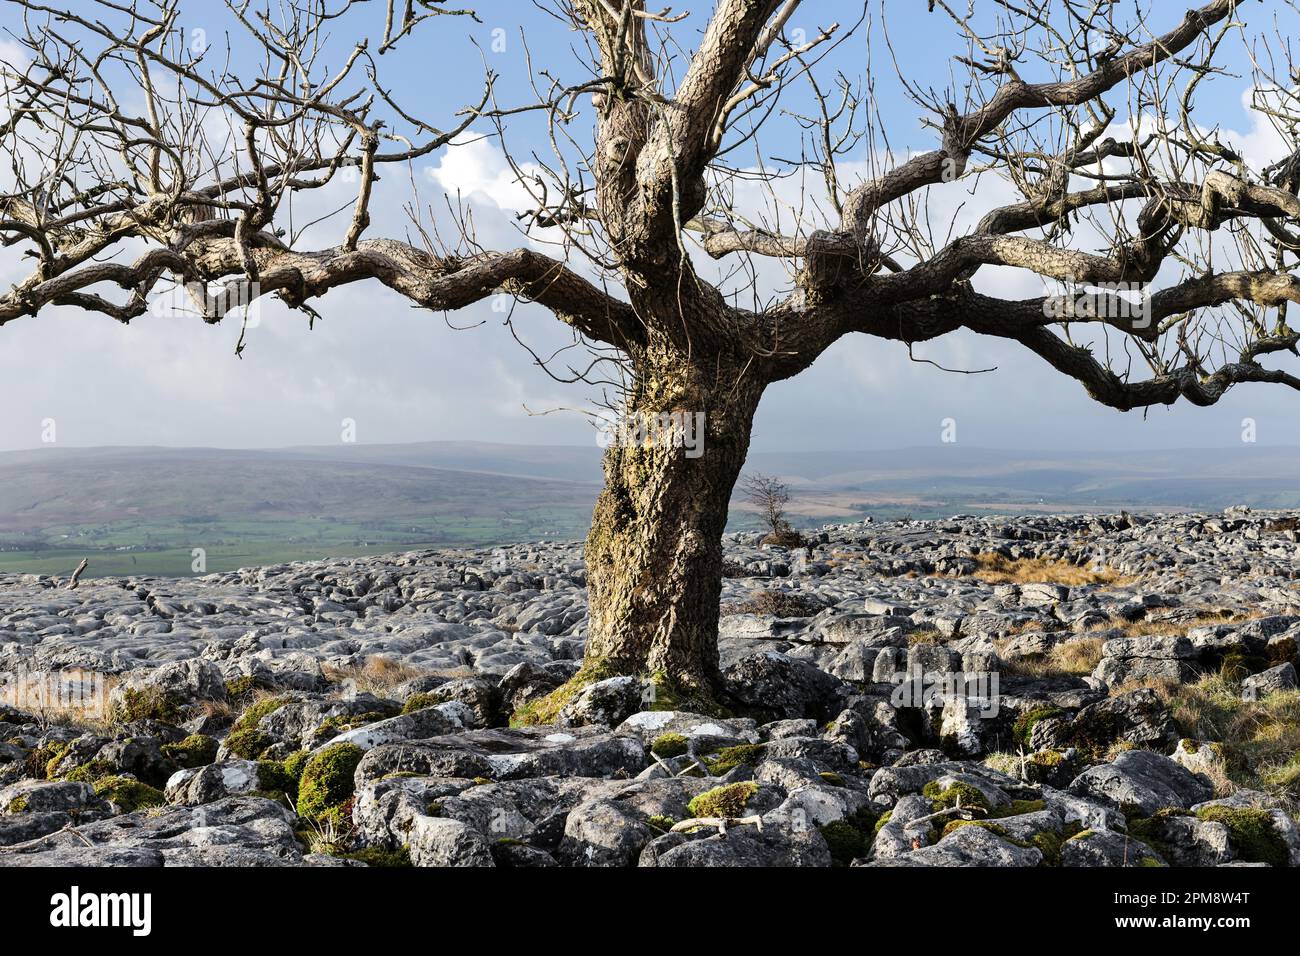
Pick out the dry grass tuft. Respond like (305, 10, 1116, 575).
(982, 752, 1024, 777)
(1050, 637, 1105, 674)
(907, 628, 944, 646)
(1090, 609, 1262, 639)
(721, 589, 824, 618)
(0, 669, 118, 731)
(199, 698, 233, 720)
(997, 637, 1104, 678)
(1143, 673, 1300, 810)
(321, 656, 453, 696)
(971, 553, 1133, 587)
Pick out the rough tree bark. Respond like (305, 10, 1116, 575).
(583, 346, 764, 694)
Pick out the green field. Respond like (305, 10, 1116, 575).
(0, 507, 596, 578)
(0, 450, 610, 577)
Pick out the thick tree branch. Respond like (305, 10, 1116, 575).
(660, 0, 783, 183)
(0, 239, 641, 349)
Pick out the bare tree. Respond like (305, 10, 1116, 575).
(3, 0, 1300, 707)
(740, 472, 799, 547)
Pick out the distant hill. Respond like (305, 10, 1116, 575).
(0, 441, 1297, 576)
(0, 447, 602, 532)
(0, 446, 602, 576)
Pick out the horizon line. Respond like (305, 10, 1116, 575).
(3, 438, 1300, 456)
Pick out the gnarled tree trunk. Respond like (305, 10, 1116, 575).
(582, 343, 765, 695)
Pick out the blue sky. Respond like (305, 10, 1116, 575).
(1, 0, 1298, 453)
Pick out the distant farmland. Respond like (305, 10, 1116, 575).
(0, 450, 600, 576)
(2, 441, 1299, 577)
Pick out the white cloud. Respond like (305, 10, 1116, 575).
(424, 136, 541, 213)
(0, 39, 29, 74)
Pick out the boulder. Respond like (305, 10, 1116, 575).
(0, 779, 108, 817)
(356, 726, 646, 786)
(1068, 750, 1213, 815)
(1061, 828, 1166, 867)
(319, 706, 469, 752)
(560, 676, 652, 728)
(1241, 662, 1297, 700)
(497, 662, 568, 714)
(557, 799, 653, 867)
(722, 651, 847, 721)
(165, 760, 265, 806)
(642, 825, 832, 867)
(1133, 814, 1233, 866)
(1030, 689, 1178, 754)
(0, 796, 304, 866)
(412, 677, 501, 728)
(351, 776, 472, 849)
(109, 658, 228, 716)
(1092, 636, 1198, 687)
(408, 815, 496, 867)
(867, 823, 1041, 866)
(615, 711, 759, 748)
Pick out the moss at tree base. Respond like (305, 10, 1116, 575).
(509, 660, 730, 727)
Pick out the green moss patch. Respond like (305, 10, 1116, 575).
(509, 662, 728, 727)
(644, 671, 729, 718)
(922, 780, 991, 814)
(1123, 810, 1185, 861)
(687, 782, 758, 819)
(401, 692, 440, 715)
(337, 846, 411, 867)
(24, 743, 62, 780)
(296, 743, 365, 825)
(818, 807, 878, 866)
(111, 686, 182, 725)
(1012, 706, 1062, 747)
(992, 799, 1046, 818)
(650, 733, 689, 758)
(700, 743, 765, 776)
(819, 819, 866, 866)
(63, 760, 112, 784)
(318, 712, 385, 735)
(162, 734, 219, 769)
(1031, 821, 1084, 866)
(941, 819, 1015, 841)
(232, 695, 291, 734)
(223, 727, 274, 760)
(1195, 806, 1290, 867)
(282, 749, 312, 782)
(256, 760, 302, 802)
(94, 776, 164, 812)
(509, 659, 617, 727)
